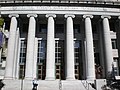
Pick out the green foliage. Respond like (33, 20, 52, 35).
(0, 18, 4, 28)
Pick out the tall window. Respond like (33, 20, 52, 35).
(22, 23, 28, 33)
(111, 39, 117, 49)
(39, 24, 47, 33)
(37, 40, 46, 80)
(113, 58, 119, 76)
(110, 21, 116, 32)
(19, 39, 27, 79)
(74, 40, 82, 79)
(74, 24, 80, 34)
(55, 40, 64, 79)
(55, 24, 64, 34)
(92, 23, 97, 34)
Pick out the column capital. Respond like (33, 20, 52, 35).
(9, 14, 19, 18)
(101, 15, 111, 19)
(118, 16, 120, 19)
(27, 14, 37, 18)
(83, 15, 93, 19)
(46, 14, 56, 18)
(64, 14, 75, 18)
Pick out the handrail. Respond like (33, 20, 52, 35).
(81, 80, 94, 90)
(59, 80, 62, 90)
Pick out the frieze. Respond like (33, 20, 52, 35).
(0, 6, 120, 16)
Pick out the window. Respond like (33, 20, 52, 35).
(92, 23, 97, 33)
(37, 40, 46, 63)
(19, 65, 25, 79)
(5, 21, 10, 30)
(37, 40, 46, 80)
(74, 40, 82, 79)
(110, 21, 116, 32)
(19, 40, 27, 64)
(93, 40, 99, 52)
(22, 23, 28, 33)
(74, 24, 80, 34)
(55, 40, 65, 79)
(74, 41, 81, 63)
(39, 24, 47, 33)
(94, 53, 100, 65)
(19, 39, 27, 79)
(111, 39, 117, 49)
(113, 58, 119, 76)
(55, 40, 64, 63)
(55, 24, 64, 33)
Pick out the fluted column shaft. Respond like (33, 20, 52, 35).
(25, 14, 37, 79)
(65, 14, 75, 80)
(5, 14, 19, 79)
(83, 15, 95, 80)
(45, 14, 56, 80)
(101, 16, 113, 76)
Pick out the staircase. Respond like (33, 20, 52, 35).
(2, 79, 98, 90)
(61, 80, 95, 90)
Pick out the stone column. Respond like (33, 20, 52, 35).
(101, 16, 113, 76)
(25, 14, 37, 80)
(65, 14, 75, 80)
(33, 38, 38, 78)
(4, 14, 19, 79)
(83, 15, 95, 80)
(45, 14, 56, 80)
(13, 28, 20, 78)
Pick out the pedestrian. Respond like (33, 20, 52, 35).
(32, 78, 38, 90)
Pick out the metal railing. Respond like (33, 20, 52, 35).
(81, 80, 93, 90)
(59, 80, 62, 90)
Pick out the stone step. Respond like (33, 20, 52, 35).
(2, 79, 97, 90)
(62, 80, 95, 90)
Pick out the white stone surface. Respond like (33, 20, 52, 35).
(38, 80, 59, 90)
(102, 16, 113, 75)
(2, 80, 97, 90)
(83, 15, 95, 80)
(25, 15, 36, 80)
(65, 14, 75, 80)
(95, 79, 106, 90)
(45, 14, 56, 80)
(62, 80, 95, 90)
(1, 6, 120, 16)
(4, 15, 18, 79)
(3, 80, 21, 90)
(13, 28, 19, 79)
(33, 38, 38, 78)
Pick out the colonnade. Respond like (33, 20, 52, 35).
(4, 14, 113, 80)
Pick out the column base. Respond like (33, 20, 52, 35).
(24, 77, 33, 80)
(4, 77, 13, 80)
(66, 77, 75, 80)
(45, 77, 55, 80)
(87, 76, 95, 80)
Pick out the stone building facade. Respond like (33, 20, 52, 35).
(0, 0, 120, 90)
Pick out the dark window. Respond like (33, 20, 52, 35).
(92, 23, 97, 33)
(111, 39, 117, 49)
(55, 24, 64, 33)
(94, 53, 100, 65)
(39, 24, 47, 33)
(110, 21, 116, 32)
(19, 39, 27, 79)
(74, 24, 80, 33)
(37, 40, 46, 63)
(22, 23, 28, 33)
(5, 21, 10, 30)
